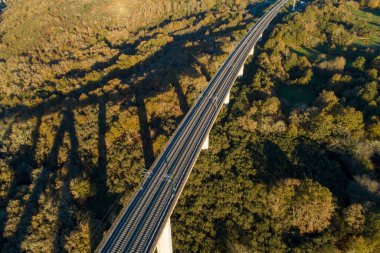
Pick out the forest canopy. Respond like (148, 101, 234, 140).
(0, 0, 379, 252)
(173, 0, 380, 252)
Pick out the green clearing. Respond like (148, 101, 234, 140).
(276, 85, 315, 112)
(292, 46, 320, 61)
(292, 8, 379, 55)
(353, 8, 380, 47)
(291, 46, 326, 61)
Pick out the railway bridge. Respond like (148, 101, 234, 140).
(96, 1, 290, 252)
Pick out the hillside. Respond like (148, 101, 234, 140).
(0, 0, 248, 109)
(0, 0, 242, 57)
(0, 0, 379, 252)
(0, 0, 253, 252)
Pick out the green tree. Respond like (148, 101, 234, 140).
(352, 56, 366, 71)
(268, 179, 334, 234)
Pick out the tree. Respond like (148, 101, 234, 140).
(360, 0, 380, 8)
(358, 82, 378, 103)
(268, 179, 334, 234)
(64, 221, 91, 253)
(70, 178, 94, 202)
(333, 106, 364, 139)
(345, 236, 372, 253)
(291, 179, 334, 234)
(315, 90, 339, 110)
(352, 56, 366, 71)
(328, 24, 354, 47)
(318, 57, 346, 72)
(343, 204, 365, 234)
(367, 120, 380, 139)
(364, 211, 380, 252)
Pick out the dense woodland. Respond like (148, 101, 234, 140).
(173, 0, 380, 252)
(0, 0, 379, 252)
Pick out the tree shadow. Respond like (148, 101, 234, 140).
(250, 137, 351, 199)
(250, 139, 293, 185)
(292, 137, 348, 196)
(248, 1, 272, 17)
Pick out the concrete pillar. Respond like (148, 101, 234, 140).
(258, 33, 263, 41)
(237, 65, 244, 77)
(201, 134, 209, 150)
(223, 91, 230, 105)
(249, 46, 254, 56)
(156, 218, 173, 253)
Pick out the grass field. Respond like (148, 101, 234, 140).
(292, 46, 320, 61)
(292, 46, 329, 61)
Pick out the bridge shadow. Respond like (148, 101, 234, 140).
(0, 10, 251, 252)
(52, 110, 81, 252)
(249, 139, 293, 184)
(171, 78, 190, 113)
(250, 137, 374, 203)
(2, 109, 76, 251)
(0, 115, 41, 248)
(135, 90, 155, 168)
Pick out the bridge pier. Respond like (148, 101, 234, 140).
(201, 134, 209, 150)
(156, 218, 173, 253)
(237, 64, 244, 77)
(249, 46, 254, 56)
(223, 91, 230, 105)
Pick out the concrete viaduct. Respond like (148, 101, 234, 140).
(96, 0, 290, 252)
